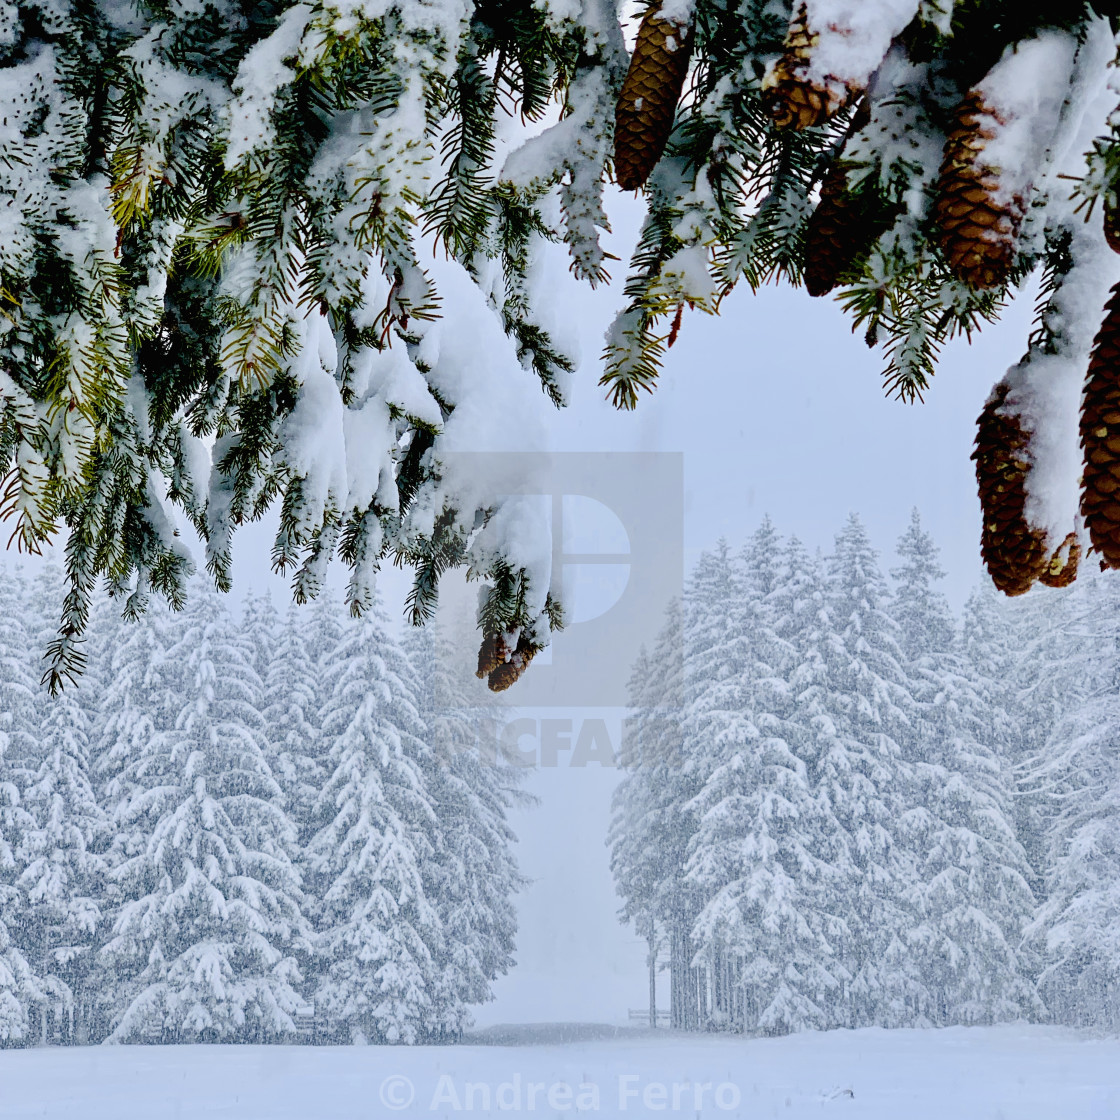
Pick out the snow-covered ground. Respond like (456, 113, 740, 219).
(2, 1025, 1119, 1119)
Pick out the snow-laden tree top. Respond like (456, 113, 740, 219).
(1, 0, 1118, 686)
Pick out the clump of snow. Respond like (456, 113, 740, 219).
(278, 318, 349, 536)
(1002, 218, 1119, 551)
(801, 0, 922, 92)
(995, 19, 1120, 552)
(846, 49, 945, 209)
(646, 245, 719, 312)
(656, 0, 695, 28)
(224, 5, 314, 168)
(499, 44, 622, 290)
(404, 257, 556, 610)
(976, 31, 1080, 210)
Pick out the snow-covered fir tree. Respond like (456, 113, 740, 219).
(609, 599, 692, 1024)
(768, 533, 860, 1029)
(686, 521, 846, 1034)
(1026, 572, 1120, 1029)
(307, 598, 447, 1044)
(1008, 575, 1099, 899)
(242, 593, 281, 691)
(889, 512, 1038, 1025)
(262, 602, 326, 839)
(403, 621, 525, 1032)
(0, 566, 44, 1042)
(101, 587, 307, 1043)
(9, 568, 108, 1043)
(16, 679, 107, 1042)
(814, 516, 923, 1027)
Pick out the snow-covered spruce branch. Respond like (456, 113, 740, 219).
(2, 1, 1120, 677)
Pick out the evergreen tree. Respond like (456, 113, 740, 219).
(0, 917, 42, 1045)
(404, 620, 525, 1033)
(11, 567, 108, 1043)
(890, 512, 1037, 1025)
(263, 602, 327, 840)
(686, 520, 842, 1034)
(93, 599, 179, 865)
(242, 592, 281, 687)
(767, 534, 859, 1029)
(85, 593, 181, 1040)
(1026, 572, 1120, 1028)
(675, 540, 747, 972)
(307, 599, 446, 1043)
(609, 599, 692, 1023)
(0, 564, 45, 1040)
(817, 516, 923, 1027)
(101, 586, 306, 1042)
(16, 683, 107, 1042)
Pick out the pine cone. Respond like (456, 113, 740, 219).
(1038, 532, 1081, 589)
(934, 91, 1026, 290)
(476, 632, 508, 679)
(805, 163, 860, 296)
(803, 104, 895, 297)
(487, 634, 537, 693)
(1080, 282, 1120, 568)
(973, 381, 1048, 596)
(1105, 198, 1120, 256)
(614, 7, 693, 191)
(762, 4, 855, 131)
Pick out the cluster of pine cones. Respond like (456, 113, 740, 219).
(974, 274, 1120, 598)
(613, 2, 1032, 291)
(612, 2, 1120, 598)
(476, 630, 538, 692)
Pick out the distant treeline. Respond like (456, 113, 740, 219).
(612, 513, 1120, 1033)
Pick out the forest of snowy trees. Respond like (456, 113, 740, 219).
(0, 573, 523, 1047)
(4, 508, 1119, 1049)
(612, 512, 1120, 1035)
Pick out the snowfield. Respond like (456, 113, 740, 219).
(2, 1024, 1119, 1120)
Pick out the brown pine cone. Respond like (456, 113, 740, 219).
(934, 91, 1027, 290)
(1080, 282, 1120, 568)
(487, 634, 538, 693)
(476, 632, 508, 679)
(487, 658, 524, 693)
(614, 6, 693, 191)
(803, 104, 896, 297)
(762, 4, 856, 131)
(973, 381, 1049, 596)
(806, 162, 862, 296)
(1038, 532, 1081, 589)
(1105, 198, 1120, 256)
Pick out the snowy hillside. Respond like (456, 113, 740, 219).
(1, 1025, 1118, 1119)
